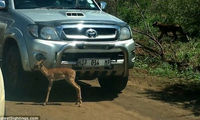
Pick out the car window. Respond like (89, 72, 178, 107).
(14, 0, 99, 10)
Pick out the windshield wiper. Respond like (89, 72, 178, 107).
(68, 6, 97, 10)
(33, 6, 97, 10)
(34, 6, 68, 9)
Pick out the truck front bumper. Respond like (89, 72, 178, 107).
(28, 39, 135, 79)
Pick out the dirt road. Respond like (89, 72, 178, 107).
(5, 69, 200, 120)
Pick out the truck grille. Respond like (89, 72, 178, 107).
(61, 52, 124, 62)
(62, 25, 119, 41)
(64, 28, 116, 35)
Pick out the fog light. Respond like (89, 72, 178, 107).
(35, 53, 46, 61)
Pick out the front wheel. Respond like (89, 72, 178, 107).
(2, 45, 26, 95)
(98, 75, 128, 93)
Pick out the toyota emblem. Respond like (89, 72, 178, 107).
(86, 29, 97, 38)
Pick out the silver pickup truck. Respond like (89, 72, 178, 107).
(0, 0, 135, 93)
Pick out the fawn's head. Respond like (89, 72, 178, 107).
(34, 53, 46, 70)
(34, 60, 44, 70)
(152, 21, 159, 27)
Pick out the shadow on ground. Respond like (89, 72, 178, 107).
(6, 73, 118, 104)
(143, 82, 200, 116)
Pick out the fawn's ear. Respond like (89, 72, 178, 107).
(36, 59, 44, 65)
(40, 59, 45, 64)
(153, 21, 157, 26)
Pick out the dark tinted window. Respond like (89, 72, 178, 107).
(14, 0, 99, 10)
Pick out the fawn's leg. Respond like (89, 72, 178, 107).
(67, 73, 82, 106)
(172, 31, 177, 41)
(158, 32, 164, 43)
(44, 79, 53, 106)
(73, 81, 82, 106)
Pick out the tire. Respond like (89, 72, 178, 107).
(98, 75, 128, 93)
(2, 45, 26, 96)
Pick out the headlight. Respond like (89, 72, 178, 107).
(40, 27, 60, 40)
(119, 27, 131, 40)
(28, 25, 60, 40)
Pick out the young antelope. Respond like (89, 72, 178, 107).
(34, 60, 82, 106)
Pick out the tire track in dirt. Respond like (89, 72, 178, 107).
(5, 70, 200, 120)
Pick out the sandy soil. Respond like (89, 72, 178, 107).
(5, 69, 200, 120)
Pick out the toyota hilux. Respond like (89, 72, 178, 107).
(0, 0, 135, 93)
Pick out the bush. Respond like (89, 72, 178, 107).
(102, 0, 200, 80)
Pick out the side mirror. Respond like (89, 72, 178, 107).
(0, 0, 6, 9)
(99, 1, 107, 10)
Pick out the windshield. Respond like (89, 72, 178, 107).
(14, 0, 99, 10)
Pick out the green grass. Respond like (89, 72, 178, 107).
(135, 54, 200, 81)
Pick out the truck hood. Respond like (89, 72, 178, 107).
(16, 9, 125, 24)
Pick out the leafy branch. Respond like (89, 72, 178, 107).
(134, 0, 165, 59)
